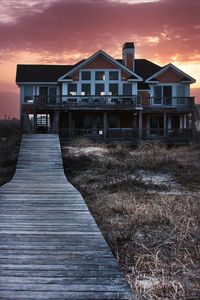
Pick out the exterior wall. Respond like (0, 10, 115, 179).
(21, 104, 34, 114)
(82, 54, 117, 69)
(157, 69, 183, 83)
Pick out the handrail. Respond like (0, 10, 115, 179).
(34, 95, 142, 107)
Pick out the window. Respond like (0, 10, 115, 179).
(81, 84, 90, 96)
(109, 71, 118, 80)
(154, 86, 162, 104)
(123, 83, 132, 95)
(49, 87, 57, 103)
(154, 86, 172, 105)
(84, 115, 92, 129)
(171, 116, 180, 129)
(24, 86, 33, 103)
(177, 85, 186, 105)
(95, 71, 105, 80)
(81, 71, 91, 80)
(109, 84, 118, 96)
(68, 84, 77, 95)
(108, 115, 119, 128)
(95, 84, 104, 96)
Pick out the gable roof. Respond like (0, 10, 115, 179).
(16, 61, 85, 83)
(58, 50, 143, 82)
(145, 63, 196, 83)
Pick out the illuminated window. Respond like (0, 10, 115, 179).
(24, 86, 33, 103)
(95, 71, 105, 80)
(81, 84, 90, 96)
(95, 84, 104, 95)
(109, 84, 118, 96)
(68, 84, 77, 95)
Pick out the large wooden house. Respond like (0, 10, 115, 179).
(16, 42, 196, 143)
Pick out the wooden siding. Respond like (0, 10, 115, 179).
(82, 54, 118, 69)
(157, 68, 183, 83)
(0, 134, 133, 300)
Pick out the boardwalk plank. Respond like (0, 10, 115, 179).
(0, 134, 133, 300)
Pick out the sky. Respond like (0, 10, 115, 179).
(0, 0, 200, 119)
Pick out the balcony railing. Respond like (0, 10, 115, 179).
(59, 128, 192, 142)
(34, 95, 142, 108)
(143, 97, 194, 108)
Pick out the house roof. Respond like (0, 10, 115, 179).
(16, 56, 193, 87)
(145, 63, 196, 83)
(58, 50, 142, 82)
(16, 60, 85, 83)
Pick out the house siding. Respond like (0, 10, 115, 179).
(157, 69, 183, 83)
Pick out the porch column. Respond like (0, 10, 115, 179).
(33, 112, 37, 132)
(164, 112, 167, 136)
(138, 111, 143, 139)
(68, 112, 73, 138)
(192, 110, 196, 140)
(103, 112, 107, 138)
(52, 110, 60, 134)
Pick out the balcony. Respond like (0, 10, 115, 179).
(142, 97, 194, 109)
(34, 95, 142, 110)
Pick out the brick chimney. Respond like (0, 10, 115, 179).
(122, 42, 135, 72)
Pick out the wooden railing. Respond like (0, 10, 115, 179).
(59, 128, 192, 141)
(142, 97, 194, 108)
(34, 95, 142, 108)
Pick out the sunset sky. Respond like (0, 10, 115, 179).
(0, 0, 200, 119)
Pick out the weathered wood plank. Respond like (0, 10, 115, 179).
(0, 134, 133, 300)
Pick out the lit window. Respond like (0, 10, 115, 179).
(109, 84, 118, 96)
(81, 71, 91, 80)
(95, 71, 105, 80)
(109, 71, 118, 80)
(68, 84, 77, 95)
(24, 86, 33, 103)
(95, 84, 104, 96)
(81, 84, 90, 96)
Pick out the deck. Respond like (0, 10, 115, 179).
(0, 134, 133, 299)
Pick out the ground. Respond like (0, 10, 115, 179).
(0, 122, 199, 299)
(61, 139, 200, 299)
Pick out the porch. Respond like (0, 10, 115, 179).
(59, 128, 193, 144)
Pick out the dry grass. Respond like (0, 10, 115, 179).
(0, 125, 199, 299)
(62, 139, 200, 299)
(0, 120, 21, 186)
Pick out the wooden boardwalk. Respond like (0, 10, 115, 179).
(0, 134, 133, 299)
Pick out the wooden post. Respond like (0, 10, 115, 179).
(164, 112, 167, 136)
(34, 112, 37, 132)
(23, 111, 32, 133)
(139, 111, 142, 139)
(192, 110, 196, 141)
(103, 112, 107, 138)
(52, 111, 60, 134)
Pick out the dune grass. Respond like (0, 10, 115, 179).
(62, 139, 200, 299)
(0, 119, 21, 186)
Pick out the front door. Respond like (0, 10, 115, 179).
(150, 116, 164, 136)
(39, 87, 48, 104)
(163, 86, 172, 106)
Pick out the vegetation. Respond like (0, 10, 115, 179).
(0, 123, 199, 299)
(62, 138, 200, 299)
(0, 119, 21, 186)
